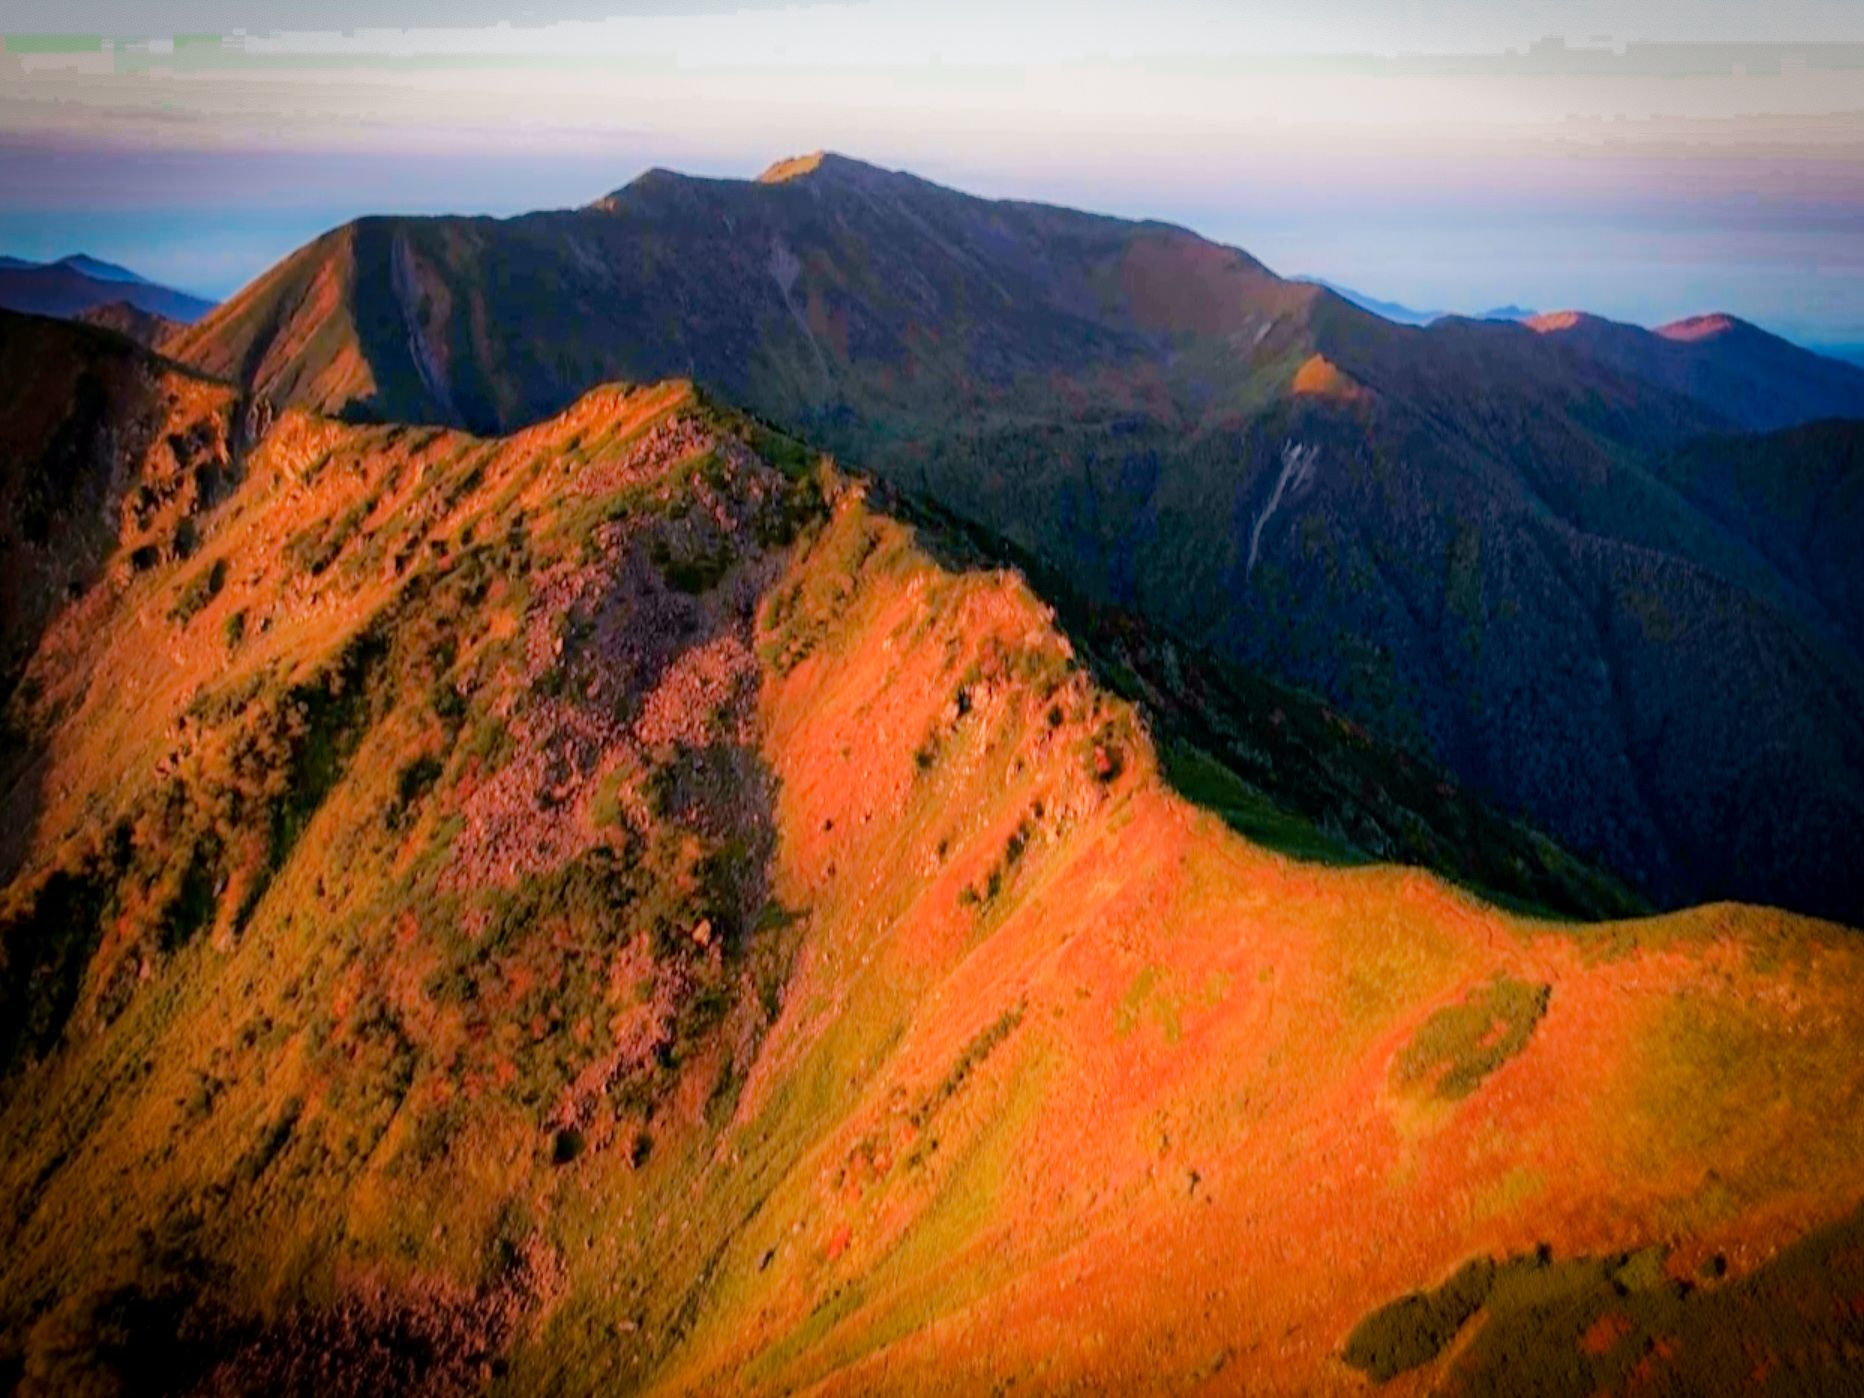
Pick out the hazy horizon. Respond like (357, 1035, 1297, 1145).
(3, 2, 1861, 348)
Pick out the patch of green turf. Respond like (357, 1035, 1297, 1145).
(1392, 974, 1549, 1101)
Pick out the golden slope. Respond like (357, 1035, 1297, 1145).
(629, 497, 1864, 1395)
(0, 365, 1860, 1395)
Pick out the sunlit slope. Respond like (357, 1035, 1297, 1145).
(0, 342, 1860, 1392)
(161, 225, 381, 419)
(630, 501, 1864, 1396)
(0, 370, 835, 1389)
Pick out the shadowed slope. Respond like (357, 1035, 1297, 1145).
(171, 155, 1861, 449)
(1644, 418, 1864, 656)
(0, 312, 239, 690)
(1, 319, 1862, 1393)
(0, 311, 243, 885)
(171, 153, 1302, 439)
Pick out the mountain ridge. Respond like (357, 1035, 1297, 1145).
(1293, 275, 1536, 326)
(0, 307, 1638, 922)
(3, 310, 1864, 1393)
(55, 253, 149, 285)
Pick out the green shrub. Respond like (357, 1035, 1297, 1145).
(265, 630, 387, 875)
(387, 754, 444, 829)
(0, 853, 122, 1079)
(552, 1128, 586, 1165)
(169, 557, 229, 625)
(157, 840, 220, 954)
(649, 536, 735, 595)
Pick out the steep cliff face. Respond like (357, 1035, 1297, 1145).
(2, 317, 1862, 1396)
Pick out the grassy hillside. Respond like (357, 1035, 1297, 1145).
(2, 320, 1862, 1394)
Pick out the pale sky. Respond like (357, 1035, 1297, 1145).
(2, 1, 1861, 348)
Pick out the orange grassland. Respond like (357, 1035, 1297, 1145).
(645, 498, 1864, 1395)
(1, 356, 1861, 1394)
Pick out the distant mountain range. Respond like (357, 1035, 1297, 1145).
(159, 151, 1864, 925)
(0, 253, 215, 325)
(72, 298, 182, 348)
(1293, 276, 1536, 326)
(1298, 276, 1864, 370)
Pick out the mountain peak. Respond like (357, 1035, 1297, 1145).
(589, 153, 893, 212)
(1656, 312, 1749, 343)
(1525, 309, 1603, 334)
(757, 151, 831, 183)
(755, 150, 895, 186)
(55, 253, 147, 285)
(590, 166, 686, 204)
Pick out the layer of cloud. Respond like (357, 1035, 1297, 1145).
(8, 0, 1864, 46)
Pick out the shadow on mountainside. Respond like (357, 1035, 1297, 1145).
(0, 313, 253, 1092)
(0, 312, 245, 884)
(880, 480, 1646, 923)
(1344, 1198, 1864, 1394)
